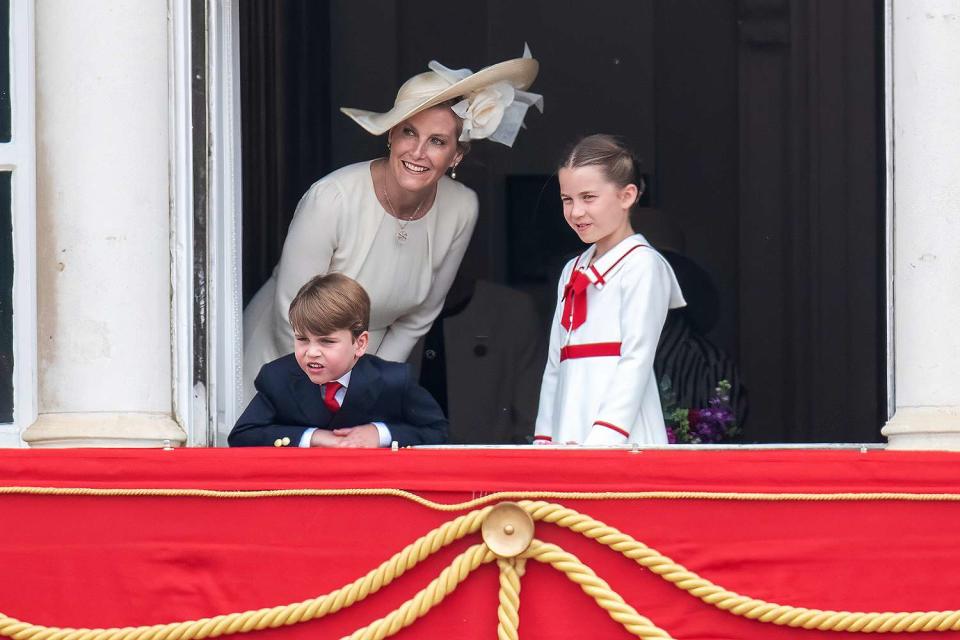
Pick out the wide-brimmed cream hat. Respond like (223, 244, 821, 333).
(341, 45, 543, 147)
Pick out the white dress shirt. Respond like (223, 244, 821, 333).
(298, 369, 392, 447)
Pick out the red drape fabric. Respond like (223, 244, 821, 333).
(1, 448, 959, 640)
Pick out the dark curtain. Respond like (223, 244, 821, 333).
(650, 0, 885, 443)
(237, 0, 886, 443)
(239, 0, 332, 305)
(735, 0, 886, 442)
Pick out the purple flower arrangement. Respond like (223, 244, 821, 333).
(661, 378, 739, 444)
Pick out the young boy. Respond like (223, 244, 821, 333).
(229, 273, 448, 448)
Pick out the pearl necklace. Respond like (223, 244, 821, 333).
(381, 170, 431, 243)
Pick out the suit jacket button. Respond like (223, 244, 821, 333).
(274, 438, 283, 447)
(282, 437, 291, 446)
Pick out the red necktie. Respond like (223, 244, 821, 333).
(323, 381, 343, 414)
(561, 269, 591, 331)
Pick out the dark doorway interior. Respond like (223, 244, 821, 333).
(0, 171, 12, 424)
(239, 0, 886, 443)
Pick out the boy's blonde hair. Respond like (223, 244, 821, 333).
(288, 273, 370, 339)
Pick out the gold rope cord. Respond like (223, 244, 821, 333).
(4, 485, 960, 511)
(0, 506, 493, 640)
(523, 540, 671, 638)
(2, 488, 960, 637)
(518, 500, 960, 633)
(495, 558, 524, 640)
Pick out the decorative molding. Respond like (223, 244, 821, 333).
(23, 412, 187, 448)
(4, 0, 37, 443)
(169, 0, 196, 443)
(884, 0, 895, 422)
(883, 407, 960, 450)
(207, 0, 244, 447)
(189, 0, 210, 447)
(170, 0, 244, 448)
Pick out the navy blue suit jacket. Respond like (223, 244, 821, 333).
(229, 354, 448, 447)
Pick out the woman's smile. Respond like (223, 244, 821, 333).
(385, 106, 463, 198)
(401, 160, 429, 174)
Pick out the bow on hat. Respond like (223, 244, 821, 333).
(429, 45, 544, 147)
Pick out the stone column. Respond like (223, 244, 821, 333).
(23, 0, 185, 447)
(882, 1, 960, 449)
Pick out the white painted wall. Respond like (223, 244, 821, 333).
(892, 1, 960, 406)
(884, 0, 960, 447)
(31, 1, 180, 436)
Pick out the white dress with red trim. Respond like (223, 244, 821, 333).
(534, 234, 686, 445)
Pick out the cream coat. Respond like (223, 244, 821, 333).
(243, 161, 478, 402)
(535, 235, 686, 445)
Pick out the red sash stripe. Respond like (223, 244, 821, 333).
(589, 264, 605, 286)
(533, 435, 553, 442)
(594, 421, 630, 438)
(559, 342, 622, 362)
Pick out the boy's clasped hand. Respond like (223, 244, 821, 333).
(311, 425, 380, 448)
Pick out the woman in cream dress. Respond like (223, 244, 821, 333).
(243, 48, 543, 401)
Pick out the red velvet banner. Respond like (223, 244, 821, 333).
(1, 448, 960, 640)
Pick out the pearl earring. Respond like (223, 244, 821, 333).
(451, 164, 458, 180)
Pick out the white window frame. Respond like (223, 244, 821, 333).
(194, 1, 896, 449)
(0, 0, 36, 447)
(169, 0, 196, 445)
(208, 0, 244, 446)
(171, 0, 242, 446)
(883, 0, 895, 422)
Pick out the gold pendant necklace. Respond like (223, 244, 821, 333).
(381, 167, 429, 243)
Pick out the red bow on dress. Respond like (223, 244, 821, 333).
(561, 269, 591, 331)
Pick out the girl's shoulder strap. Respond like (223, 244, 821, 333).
(588, 235, 649, 284)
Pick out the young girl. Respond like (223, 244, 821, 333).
(534, 135, 686, 445)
